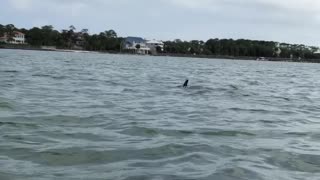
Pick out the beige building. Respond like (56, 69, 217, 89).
(0, 31, 25, 44)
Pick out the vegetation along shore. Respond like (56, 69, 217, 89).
(1, 24, 320, 62)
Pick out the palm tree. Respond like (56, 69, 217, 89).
(81, 29, 89, 34)
(66, 25, 77, 49)
(69, 25, 76, 31)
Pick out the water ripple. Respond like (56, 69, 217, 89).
(1, 50, 320, 179)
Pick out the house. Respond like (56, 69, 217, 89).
(122, 37, 150, 54)
(146, 39, 164, 54)
(313, 47, 320, 54)
(0, 31, 25, 44)
(73, 32, 86, 50)
(0, 33, 9, 43)
(75, 32, 85, 46)
(12, 31, 25, 44)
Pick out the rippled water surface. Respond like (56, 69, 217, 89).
(1, 49, 320, 180)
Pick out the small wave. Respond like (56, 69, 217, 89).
(178, 84, 242, 96)
(200, 130, 255, 137)
(229, 107, 296, 115)
(187, 86, 213, 90)
(285, 132, 309, 137)
(265, 150, 320, 173)
(259, 120, 275, 124)
(35, 143, 214, 166)
(229, 107, 270, 113)
(0, 172, 22, 180)
(182, 86, 216, 96)
(105, 80, 123, 86)
(0, 70, 19, 73)
(203, 167, 264, 180)
(0, 98, 14, 111)
(248, 81, 260, 86)
(121, 126, 255, 137)
(122, 175, 178, 180)
(51, 76, 68, 80)
(32, 74, 67, 80)
(32, 74, 52, 77)
(6, 115, 85, 127)
(228, 84, 239, 90)
(271, 95, 291, 101)
(310, 133, 320, 140)
(121, 126, 159, 137)
(0, 102, 13, 110)
(122, 88, 138, 93)
(0, 121, 39, 128)
(40, 115, 83, 125)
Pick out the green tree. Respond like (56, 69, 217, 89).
(81, 29, 89, 34)
(5, 24, 16, 42)
(26, 27, 44, 46)
(105, 30, 117, 38)
(0, 24, 4, 36)
(69, 25, 76, 31)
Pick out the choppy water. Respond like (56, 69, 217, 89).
(1, 49, 320, 180)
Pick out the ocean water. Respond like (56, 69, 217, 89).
(0, 49, 320, 180)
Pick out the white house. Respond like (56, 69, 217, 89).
(12, 31, 25, 44)
(0, 31, 25, 44)
(314, 49, 320, 54)
(122, 37, 150, 55)
(146, 39, 164, 53)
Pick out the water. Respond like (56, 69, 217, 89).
(0, 49, 320, 180)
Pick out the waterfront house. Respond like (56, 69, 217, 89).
(314, 49, 320, 54)
(122, 37, 150, 54)
(146, 39, 164, 54)
(12, 31, 25, 44)
(75, 32, 85, 48)
(0, 31, 25, 44)
(0, 33, 10, 43)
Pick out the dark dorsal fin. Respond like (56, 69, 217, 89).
(183, 79, 189, 87)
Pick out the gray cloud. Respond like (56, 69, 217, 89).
(1, 0, 319, 46)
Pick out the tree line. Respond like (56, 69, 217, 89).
(1, 24, 319, 59)
(164, 39, 320, 59)
(0, 24, 122, 52)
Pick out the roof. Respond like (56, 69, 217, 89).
(146, 39, 164, 44)
(314, 50, 320, 54)
(13, 31, 25, 35)
(124, 37, 145, 44)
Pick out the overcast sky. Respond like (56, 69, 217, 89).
(1, 0, 320, 46)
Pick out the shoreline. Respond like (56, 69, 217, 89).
(1, 46, 320, 63)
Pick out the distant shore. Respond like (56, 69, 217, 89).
(154, 53, 320, 63)
(0, 45, 93, 53)
(1, 45, 320, 63)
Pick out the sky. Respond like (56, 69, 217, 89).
(1, 0, 320, 46)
